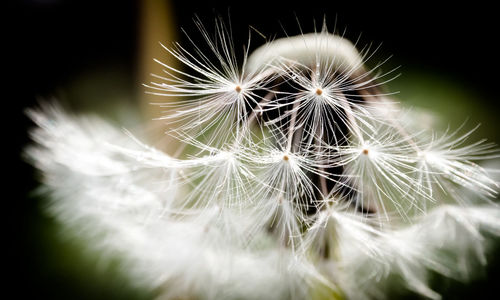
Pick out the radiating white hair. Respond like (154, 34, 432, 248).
(26, 19, 500, 300)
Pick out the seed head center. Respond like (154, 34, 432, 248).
(315, 88, 323, 96)
(283, 154, 290, 161)
(235, 85, 242, 93)
(362, 149, 369, 155)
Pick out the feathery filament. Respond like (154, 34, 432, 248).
(26, 18, 500, 300)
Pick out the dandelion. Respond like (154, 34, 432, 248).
(331, 124, 425, 221)
(26, 18, 500, 300)
(146, 18, 277, 146)
(415, 125, 499, 200)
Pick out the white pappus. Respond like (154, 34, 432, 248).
(26, 18, 500, 300)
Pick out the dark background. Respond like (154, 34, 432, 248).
(8, 1, 500, 299)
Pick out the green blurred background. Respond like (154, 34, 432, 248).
(9, 0, 499, 299)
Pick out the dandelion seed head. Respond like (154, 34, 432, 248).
(25, 17, 500, 300)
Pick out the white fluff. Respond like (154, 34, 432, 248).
(26, 19, 500, 300)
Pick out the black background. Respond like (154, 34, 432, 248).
(8, 0, 500, 299)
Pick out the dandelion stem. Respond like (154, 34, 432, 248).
(286, 100, 300, 152)
(232, 89, 278, 147)
(338, 93, 364, 144)
(246, 90, 276, 125)
(315, 132, 329, 198)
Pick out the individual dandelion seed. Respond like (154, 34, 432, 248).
(415, 125, 499, 200)
(26, 17, 500, 300)
(145, 18, 279, 147)
(248, 24, 399, 148)
(329, 122, 430, 221)
(239, 130, 335, 248)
